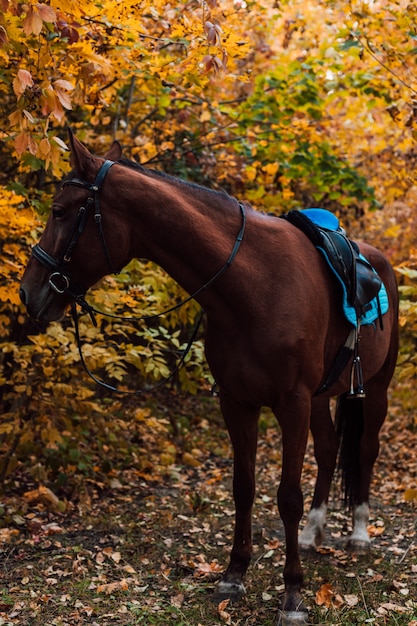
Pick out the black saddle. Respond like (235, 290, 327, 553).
(282, 210, 382, 320)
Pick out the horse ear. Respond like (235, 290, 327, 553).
(104, 140, 122, 161)
(67, 127, 94, 175)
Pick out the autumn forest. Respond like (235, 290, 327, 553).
(0, 0, 416, 624)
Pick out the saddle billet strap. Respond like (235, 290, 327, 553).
(314, 327, 356, 396)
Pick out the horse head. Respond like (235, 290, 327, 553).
(20, 131, 124, 322)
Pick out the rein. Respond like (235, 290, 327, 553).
(71, 302, 206, 396)
(31, 159, 247, 395)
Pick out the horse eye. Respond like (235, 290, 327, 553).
(52, 206, 65, 218)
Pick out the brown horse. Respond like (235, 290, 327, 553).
(20, 132, 398, 624)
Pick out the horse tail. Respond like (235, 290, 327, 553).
(335, 394, 364, 509)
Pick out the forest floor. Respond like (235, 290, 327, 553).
(0, 390, 415, 626)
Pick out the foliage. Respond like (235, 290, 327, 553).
(0, 0, 417, 482)
(0, 4, 417, 624)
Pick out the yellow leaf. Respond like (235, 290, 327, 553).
(404, 488, 417, 501)
(41, 86, 65, 122)
(0, 423, 15, 435)
(383, 224, 402, 238)
(0, 285, 21, 306)
(8, 110, 21, 126)
(37, 137, 51, 160)
(200, 109, 211, 122)
(182, 452, 201, 467)
(263, 162, 279, 176)
(160, 452, 175, 466)
(245, 165, 257, 182)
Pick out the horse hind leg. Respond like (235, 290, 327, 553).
(336, 382, 389, 553)
(299, 397, 338, 551)
(213, 392, 260, 602)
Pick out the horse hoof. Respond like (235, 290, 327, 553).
(346, 538, 370, 554)
(276, 610, 309, 625)
(211, 580, 246, 604)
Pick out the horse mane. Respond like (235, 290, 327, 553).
(117, 156, 232, 204)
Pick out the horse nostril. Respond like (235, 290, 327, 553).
(19, 287, 27, 305)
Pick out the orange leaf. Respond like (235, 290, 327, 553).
(367, 523, 385, 537)
(41, 86, 65, 122)
(218, 598, 231, 624)
(97, 579, 129, 594)
(12, 69, 33, 98)
(36, 3, 56, 23)
(23, 6, 43, 36)
(14, 131, 30, 156)
(23, 3, 56, 36)
(315, 582, 333, 607)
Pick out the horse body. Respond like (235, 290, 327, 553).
(19, 133, 398, 624)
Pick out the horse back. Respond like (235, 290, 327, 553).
(205, 214, 398, 404)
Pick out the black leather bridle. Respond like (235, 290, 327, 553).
(31, 159, 116, 302)
(32, 158, 247, 314)
(30, 158, 247, 394)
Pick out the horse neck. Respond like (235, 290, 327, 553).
(108, 166, 241, 301)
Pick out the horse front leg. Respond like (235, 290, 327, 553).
(299, 397, 338, 551)
(214, 391, 260, 602)
(275, 391, 310, 623)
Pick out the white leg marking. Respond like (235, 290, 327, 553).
(299, 502, 327, 549)
(277, 610, 309, 624)
(350, 502, 370, 545)
(216, 579, 246, 597)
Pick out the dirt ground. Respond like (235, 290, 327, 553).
(0, 392, 415, 625)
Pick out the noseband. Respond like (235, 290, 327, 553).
(31, 159, 116, 300)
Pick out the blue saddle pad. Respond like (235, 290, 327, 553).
(301, 209, 389, 328)
(302, 208, 340, 231)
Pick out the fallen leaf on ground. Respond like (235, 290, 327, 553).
(96, 579, 129, 594)
(315, 583, 333, 607)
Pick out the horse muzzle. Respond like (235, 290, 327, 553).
(19, 280, 68, 322)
